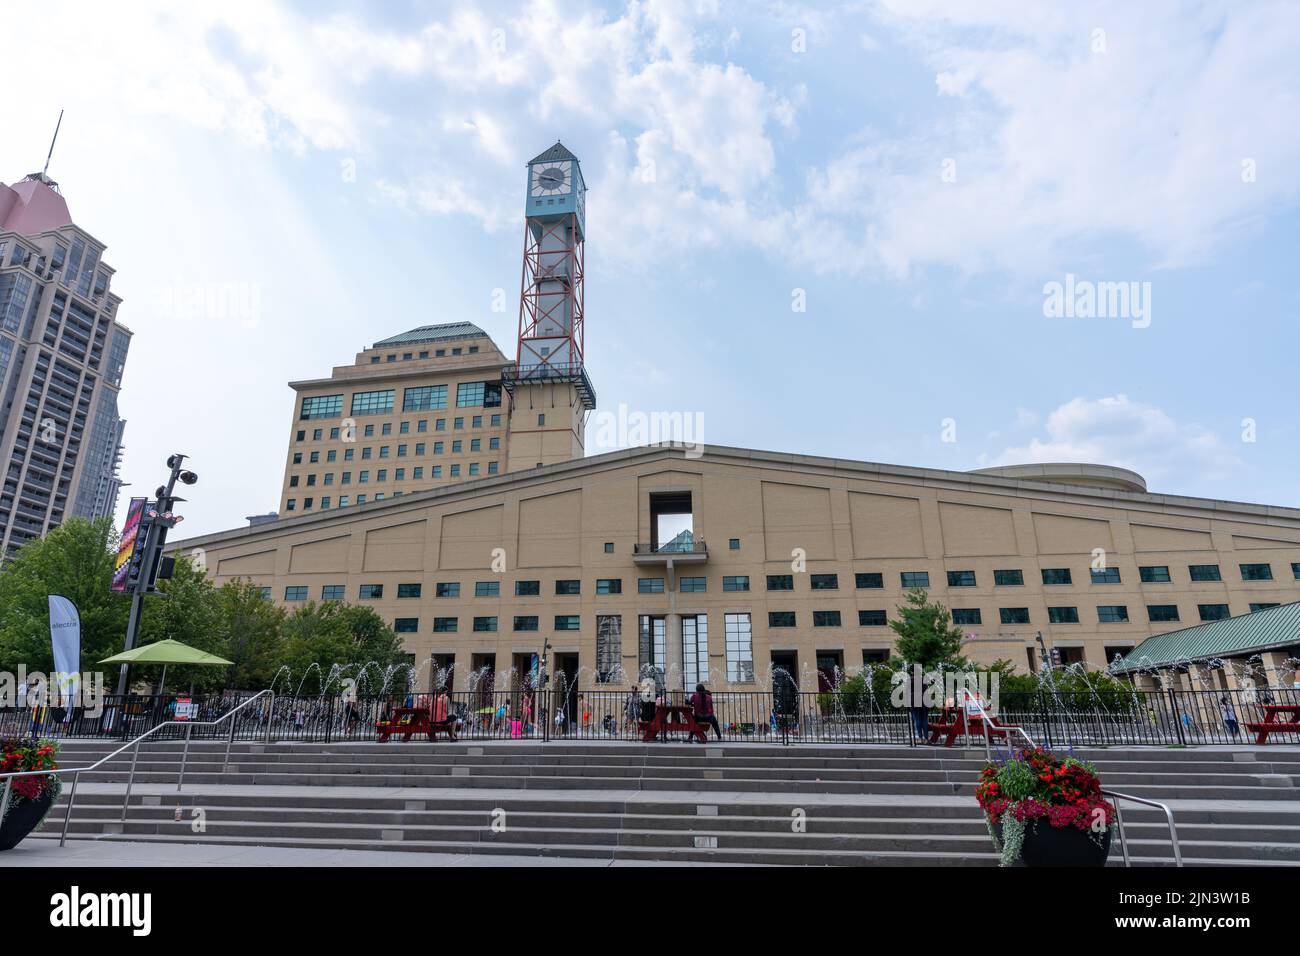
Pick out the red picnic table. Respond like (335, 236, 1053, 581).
(927, 708, 1023, 748)
(640, 704, 708, 743)
(375, 705, 458, 742)
(1245, 704, 1300, 744)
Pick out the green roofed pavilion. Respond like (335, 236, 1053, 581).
(1113, 600, 1300, 674)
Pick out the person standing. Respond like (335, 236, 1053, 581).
(1220, 696, 1240, 738)
(902, 667, 930, 743)
(690, 683, 723, 741)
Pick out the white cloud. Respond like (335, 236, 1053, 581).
(982, 395, 1242, 486)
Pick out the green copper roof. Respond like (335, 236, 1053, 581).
(373, 322, 488, 348)
(1114, 600, 1300, 672)
(528, 141, 579, 165)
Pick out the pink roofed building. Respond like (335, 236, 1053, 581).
(0, 172, 132, 556)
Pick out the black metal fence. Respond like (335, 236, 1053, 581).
(3, 685, 1295, 747)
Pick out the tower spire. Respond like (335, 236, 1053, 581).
(43, 109, 64, 179)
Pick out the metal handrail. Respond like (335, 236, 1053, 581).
(1102, 788, 1183, 867)
(0, 690, 274, 848)
(962, 693, 1038, 761)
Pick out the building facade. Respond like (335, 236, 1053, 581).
(175, 444, 1300, 693)
(0, 173, 131, 557)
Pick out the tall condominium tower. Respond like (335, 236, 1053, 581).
(0, 172, 131, 557)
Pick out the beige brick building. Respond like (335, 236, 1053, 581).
(177, 441, 1300, 694)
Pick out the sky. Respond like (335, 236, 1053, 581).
(2, 0, 1298, 538)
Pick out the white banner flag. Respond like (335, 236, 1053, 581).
(48, 594, 81, 706)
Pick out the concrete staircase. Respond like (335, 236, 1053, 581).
(29, 741, 1300, 866)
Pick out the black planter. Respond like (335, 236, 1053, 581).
(1001, 818, 1111, 867)
(0, 788, 55, 851)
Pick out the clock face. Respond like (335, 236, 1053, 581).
(531, 161, 572, 197)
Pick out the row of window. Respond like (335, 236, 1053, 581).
(768, 564, 1299, 590)
(288, 459, 499, 487)
(295, 413, 504, 441)
(300, 381, 501, 421)
(291, 437, 501, 468)
(368, 344, 481, 364)
(764, 602, 1284, 628)
(285, 470, 502, 511)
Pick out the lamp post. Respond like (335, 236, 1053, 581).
(114, 454, 199, 703)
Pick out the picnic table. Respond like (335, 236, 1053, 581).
(927, 708, 1023, 748)
(640, 704, 708, 743)
(1245, 703, 1300, 744)
(375, 705, 458, 742)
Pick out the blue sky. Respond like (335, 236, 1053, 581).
(3, 0, 1298, 537)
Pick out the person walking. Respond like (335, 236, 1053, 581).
(690, 683, 723, 741)
(1220, 696, 1240, 738)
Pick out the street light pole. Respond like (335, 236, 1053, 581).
(114, 454, 198, 701)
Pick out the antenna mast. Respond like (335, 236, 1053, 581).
(43, 109, 64, 178)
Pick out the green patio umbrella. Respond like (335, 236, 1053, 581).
(100, 638, 233, 695)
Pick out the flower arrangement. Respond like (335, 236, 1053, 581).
(975, 746, 1115, 866)
(0, 737, 61, 822)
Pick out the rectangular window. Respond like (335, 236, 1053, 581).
(682, 614, 709, 690)
(456, 381, 486, 407)
(1189, 564, 1222, 582)
(1048, 606, 1080, 624)
(638, 577, 665, 594)
(513, 616, 539, 631)
(321, 585, 345, 601)
(994, 569, 1024, 586)
(767, 574, 794, 591)
(300, 394, 343, 420)
(554, 615, 580, 631)
(555, 579, 581, 595)
(359, 584, 383, 600)
(810, 573, 839, 590)
(1094, 605, 1128, 624)
(1090, 567, 1122, 584)
(1147, 604, 1180, 622)
(729, 538, 740, 550)
(284, 586, 308, 601)
(1139, 565, 1171, 583)
(394, 618, 419, 634)
(515, 580, 540, 596)
(475, 581, 500, 597)
(859, 609, 889, 627)
(999, 607, 1030, 625)
(768, 611, 796, 628)
(596, 615, 622, 682)
(1250, 603, 1280, 612)
(722, 576, 750, 592)
(901, 571, 930, 589)
(436, 582, 460, 598)
(855, 572, 884, 589)
(947, 570, 976, 587)
(473, 616, 498, 632)
(403, 385, 447, 411)
(596, 578, 622, 595)
(433, 617, 458, 632)
(724, 613, 754, 683)
(259, 587, 272, 601)
(396, 583, 422, 599)
(679, 576, 706, 593)
(350, 389, 394, 416)
(1293, 562, 1300, 580)
(951, 608, 981, 626)
(1198, 604, 1231, 621)
(813, 610, 841, 627)
(1240, 563, 1274, 581)
(1041, 568, 1072, 585)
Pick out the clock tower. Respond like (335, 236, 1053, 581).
(503, 141, 596, 472)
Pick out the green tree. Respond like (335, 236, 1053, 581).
(136, 557, 227, 692)
(889, 588, 968, 670)
(217, 579, 285, 690)
(0, 518, 130, 674)
(280, 602, 408, 693)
